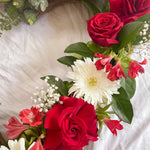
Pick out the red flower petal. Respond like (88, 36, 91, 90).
(128, 59, 147, 78)
(103, 118, 123, 136)
(29, 140, 44, 150)
(3, 117, 29, 139)
(44, 96, 98, 150)
(107, 62, 127, 81)
(19, 107, 44, 127)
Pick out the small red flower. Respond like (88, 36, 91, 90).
(128, 59, 147, 78)
(103, 118, 123, 136)
(107, 61, 127, 81)
(19, 107, 44, 126)
(3, 116, 29, 139)
(28, 140, 44, 150)
(94, 53, 112, 72)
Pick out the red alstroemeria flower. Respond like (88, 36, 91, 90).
(107, 61, 127, 81)
(103, 118, 123, 136)
(94, 53, 112, 72)
(3, 116, 29, 139)
(128, 59, 147, 78)
(28, 140, 44, 150)
(19, 107, 44, 126)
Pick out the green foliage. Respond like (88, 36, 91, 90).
(28, 0, 48, 12)
(24, 9, 36, 25)
(41, 75, 68, 96)
(0, 4, 23, 36)
(0, 0, 11, 1)
(13, 0, 25, 8)
(112, 21, 144, 51)
(132, 22, 150, 45)
(136, 13, 150, 22)
(112, 88, 133, 124)
(96, 103, 112, 136)
(120, 70, 136, 99)
(87, 41, 111, 55)
(57, 56, 77, 67)
(80, 0, 101, 15)
(102, 0, 110, 12)
(64, 42, 94, 58)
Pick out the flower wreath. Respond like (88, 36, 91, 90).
(0, 0, 150, 150)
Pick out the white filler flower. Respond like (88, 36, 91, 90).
(68, 58, 120, 106)
(0, 138, 25, 150)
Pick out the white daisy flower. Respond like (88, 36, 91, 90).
(67, 58, 120, 107)
(0, 138, 26, 150)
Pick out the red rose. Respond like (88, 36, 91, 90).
(109, 0, 150, 24)
(44, 96, 98, 150)
(87, 12, 123, 47)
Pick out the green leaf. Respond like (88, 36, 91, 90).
(28, 0, 48, 11)
(80, 0, 101, 15)
(0, 0, 11, 1)
(96, 103, 112, 113)
(113, 21, 144, 51)
(24, 9, 36, 25)
(13, 0, 25, 8)
(64, 81, 73, 91)
(57, 56, 77, 67)
(65, 42, 94, 57)
(29, 137, 37, 145)
(87, 41, 110, 55)
(41, 75, 68, 96)
(136, 13, 150, 22)
(120, 70, 136, 99)
(102, 0, 110, 12)
(112, 88, 133, 124)
(24, 129, 37, 137)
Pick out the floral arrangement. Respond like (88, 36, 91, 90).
(0, 0, 150, 149)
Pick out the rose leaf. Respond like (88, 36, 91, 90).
(112, 88, 133, 124)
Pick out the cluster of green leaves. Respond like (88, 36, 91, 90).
(0, 5, 23, 36)
(0, 0, 49, 36)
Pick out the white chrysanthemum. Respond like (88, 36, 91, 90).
(0, 138, 25, 150)
(67, 58, 120, 107)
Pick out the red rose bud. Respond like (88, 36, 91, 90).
(128, 59, 147, 78)
(107, 61, 127, 81)
(19, 106, 44, 127)
(95, 53, 112, 72)
(44, 96, 98, 150)
(87, 12, 123, 47)
(103, 118, 123, 136)
(109, 0, 150, 24)
(3, 117, 29, 139)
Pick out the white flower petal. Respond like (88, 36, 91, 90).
(0, 146, 9, 150)
(67, 58, 120, 107)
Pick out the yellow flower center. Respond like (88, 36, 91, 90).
(88, 77, 97, 86)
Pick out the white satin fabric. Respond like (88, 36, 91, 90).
(0, 3, 150, 150)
